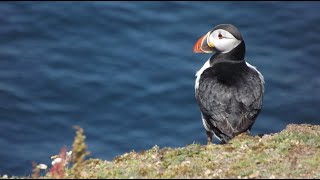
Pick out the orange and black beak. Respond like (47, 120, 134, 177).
(193, 31, 214, 53)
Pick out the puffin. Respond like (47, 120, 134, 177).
(193, 24, 264, 144)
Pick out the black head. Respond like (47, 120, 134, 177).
(212, 24, 243, 41)
(193, 24, 245, 61)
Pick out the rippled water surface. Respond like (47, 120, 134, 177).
(0, 2, 319, 176)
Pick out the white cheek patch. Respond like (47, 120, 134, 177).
(208, 29, 241, 53)
(214, 38, 241, 53)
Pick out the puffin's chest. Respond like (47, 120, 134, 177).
(196, 65, 248, 93)
(195, 63, 262, 109)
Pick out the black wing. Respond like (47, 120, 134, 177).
(196, 66, 264, 139)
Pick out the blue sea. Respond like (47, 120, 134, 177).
(0, 1, 319, 176)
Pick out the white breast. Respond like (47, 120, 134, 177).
(195, 59, 211, 91)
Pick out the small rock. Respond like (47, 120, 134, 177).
(212, 172, 218, 177)
(181, 160, 190, 166)
(123, 153, 129, 157)
(262, 134, 271, 139)
(249, 171, 260, 179)
(204, 169, 212, 176)
(269, 175, 275, 179)
(240, 144, 248, 150)
(151, 154, 157, 159)
(131, 153, 137, 158)
(80, 171, 88, 178)
(305, 151, 312, 155)
(155, 161, 162, 166)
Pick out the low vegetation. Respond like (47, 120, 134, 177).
(2, 124, 320, 179)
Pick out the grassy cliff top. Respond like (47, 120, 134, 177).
(6, 124, 320, 179)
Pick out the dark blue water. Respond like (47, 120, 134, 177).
(0, 2, 319, 176)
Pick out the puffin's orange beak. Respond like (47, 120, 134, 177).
(193, 31, 214, 53)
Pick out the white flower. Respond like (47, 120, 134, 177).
(36, 164, 48, 170)
(2, 174, 8, 179)
(67, 151, 72, 157)
(65, 151, 73, 164)
(51, 155, 60, 159)
(51, 157, 62, 166)
(50, 150, 72, 166)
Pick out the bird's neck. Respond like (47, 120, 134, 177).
(209, 44, 248, 84)
(212, 41, 246, 63)
(210, 58, 247, 75)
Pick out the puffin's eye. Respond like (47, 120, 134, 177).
(218, 33, 223, 39)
